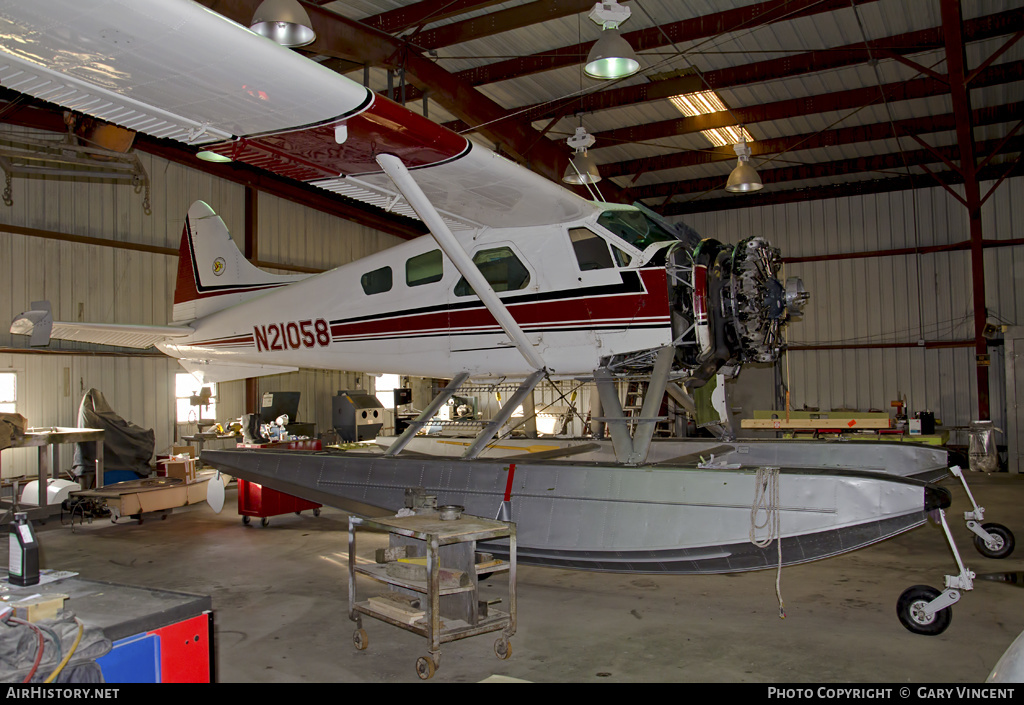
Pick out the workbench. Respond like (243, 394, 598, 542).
(180, 433, 239, 466)
(1, 427, 104, 523)
(0, 574, 213, 682)
(348, 511, 516, 680)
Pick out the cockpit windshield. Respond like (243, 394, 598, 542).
(597, 209, 677, 251)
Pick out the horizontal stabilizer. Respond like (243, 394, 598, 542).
(177, 358, 298, 384)
(12, 304, 192, 349)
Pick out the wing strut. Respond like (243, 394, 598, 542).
(463, 369, 546, 459)
(375, 154, 546, 372)
(385, 372, 471, 457)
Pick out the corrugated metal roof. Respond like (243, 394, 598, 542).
(313, 0, 1022, 213)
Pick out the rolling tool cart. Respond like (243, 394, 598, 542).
(348, 509, 516, 679)
(236, 439, 322, 526)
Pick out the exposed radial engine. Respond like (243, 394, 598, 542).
(601, 205, 809, 387)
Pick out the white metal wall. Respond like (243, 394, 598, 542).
(674, 176, 1024, 443)
(0, 124, 404, 478)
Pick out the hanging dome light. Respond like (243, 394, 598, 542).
(250, 0, 316, 48)
(562, 126, 602, 185)
(725, 139, 763, 193)
(584, 1, 640, 80)
(585, 29, 640, 80)
(563, 151, 602, 185)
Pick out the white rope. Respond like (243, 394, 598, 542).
(750, 466, 786, 618)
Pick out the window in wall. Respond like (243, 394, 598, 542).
(0, 372, 15, 413)
(175, 373, 217, 424)
(454, 247, 531, 297)
(361, 266, 392, 295)
(406, 250, 443, 287)
(374, 373, 400, 408)
(569, 228, 614, 271)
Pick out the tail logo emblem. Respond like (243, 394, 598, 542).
(212, 257, 226, 276)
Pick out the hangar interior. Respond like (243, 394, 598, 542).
(0, 0, 1022, 684)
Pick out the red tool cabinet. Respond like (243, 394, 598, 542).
(236, 439, 323, 526)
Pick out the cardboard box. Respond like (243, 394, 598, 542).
(159, 457, 197, 484)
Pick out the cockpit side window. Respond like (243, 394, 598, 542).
(569, 228, 614, 271)
(597, 209, 676, 251)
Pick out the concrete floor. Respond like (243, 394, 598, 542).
(29, 471, 1024, 683)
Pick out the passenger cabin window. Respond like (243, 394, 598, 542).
(361, 266, 392, 295)
(569, 228, 614, 271)
(454, 247, 531, 297)
(406, 250, 443, 287)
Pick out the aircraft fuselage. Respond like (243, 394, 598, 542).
(159, 213, 674, 379)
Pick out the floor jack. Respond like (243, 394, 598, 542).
(896, 465, 1016, 635)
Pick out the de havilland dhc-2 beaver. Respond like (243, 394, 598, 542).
(3, 0, 1014, 636)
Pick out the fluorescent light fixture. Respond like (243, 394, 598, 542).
(669, 90, 753, 147)
(701, 125, 754, 148)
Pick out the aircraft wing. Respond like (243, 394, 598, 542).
(11, 305, 193, 349)
(0, 0, 599, 230)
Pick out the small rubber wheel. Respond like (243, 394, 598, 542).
(353, 629, 368, 651)
(974, 522, 1015, 559)
(897, 585, 952, 636)
(314, 508, 321, 517)
(260, 517, 270, 528)
(294, 511, 302, 516)
(242, 515, 250, 525)
(494, 638, 512, 660)
(415, 656, 435, 680)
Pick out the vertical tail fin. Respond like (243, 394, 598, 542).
(173, 201, 307, 322)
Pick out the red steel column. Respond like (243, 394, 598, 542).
(941, 0, 989, 420)
(244, 186, 259, 414)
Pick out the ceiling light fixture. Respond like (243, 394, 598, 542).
(669, 90, 753, 147)
(725, 137, 763, 193)
(250, 0, 316, 48)
(584, 2, 640, 80)
(562, 126, 601, 185)
(196, 150, 232, 163)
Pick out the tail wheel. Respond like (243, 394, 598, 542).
(897, 585, 952, 636)
(974, 522, 1015, 559)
